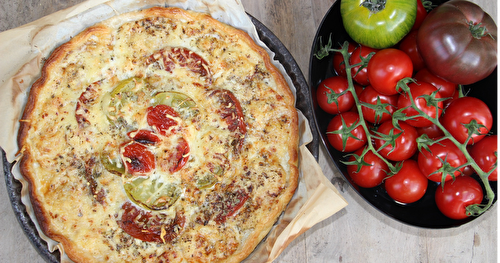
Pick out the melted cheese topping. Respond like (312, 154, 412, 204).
(19, 7, 298, 263)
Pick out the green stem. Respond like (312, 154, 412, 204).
(338, 42, 398, 174)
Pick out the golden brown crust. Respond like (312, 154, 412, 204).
(18, 7, 299, 263)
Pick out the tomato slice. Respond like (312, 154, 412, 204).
(147, 47, 212, 84)
(151, 91, 198, 119)
(76, 81, 100, 127)
(122, 142, 155, 175)
(210, 89, 247, 152)
(147, 105, 180, 136)
(124, 177, 181, 210)
(118, 202, 185, 243)
(214, 189, 250, 224)
(128, 130, 160, 145)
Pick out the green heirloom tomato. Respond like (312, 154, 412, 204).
(340, 0, 417, 49)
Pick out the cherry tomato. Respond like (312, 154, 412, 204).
(385, 160, 428, 204)
(122, 142, 156, 175)
(332, 42, 356, 77)
(359, 85, 399, 125)
(367, 48, 413, 95)
(347, 147, 388, 188)
(373, 121, 418, 161)
(414, 68, 457, 99)
(326, 112, 367, 152)
(441, 97, 493, 145)
(398, 31, 425, 72)
(397, 81, 443, 128)
(469, 135, 498, 181)
(435, 176, 484, 220)
(416, 123, 444, 139)
(411, 0, 428, 31)
(349, 45, 378, 86)
(418, 138, 467, 183)
(316, 76, 356, 114)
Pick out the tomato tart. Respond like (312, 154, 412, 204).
(17, 7, 299, 262)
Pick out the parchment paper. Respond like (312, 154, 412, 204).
(0, 0, 348, 262)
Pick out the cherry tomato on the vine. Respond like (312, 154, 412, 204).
(411, 0, 428, 31)
(385, 159, 428, 204)
(435, 176, 484, 220)
(441, 96, 493, 145)
(397, 81, 443, 128)
(418, 138, 467, 183)
(332, 42, 356, 78)
(347, 147, 388, 188)
(326, 112, 367, 152)
(414, 68, 457, 99)
(373, 121, 418, 162)
(398, 31, 425, 72)
(349, 45, 378, 86)
(469, 135, 498, 181)
(367, 48, 413, 96)
(416, 123, 444, 139)
(359, 85, 399, 125)
(316, 76, 356, 114)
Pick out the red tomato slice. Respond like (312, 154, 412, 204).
(122, 142, 155, 175)
(118, 202, 185, 243)
(147, 105, 180, 136)
(128, 130, 160, 145)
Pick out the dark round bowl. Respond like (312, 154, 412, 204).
(308, 0, 497, 228)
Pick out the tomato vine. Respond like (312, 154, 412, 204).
(322, 40, 495, 217)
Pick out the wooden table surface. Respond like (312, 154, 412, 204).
(0, 0, 497, 262)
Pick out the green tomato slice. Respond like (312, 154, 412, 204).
(124, 177, 181, 211)
(195, 166, 222, 189)
(100, 152, 125, 175)
(151, 91, 198, 119)
(102, 78, 144, 123)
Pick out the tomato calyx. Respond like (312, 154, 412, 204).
(323, 85, 350, 108)
(342, 147, 374, 173)
(468, 21, 494, 39)
(372, 128, 401, 154)
(314, 34, 338, 60)
(462, 119, 490, 144)
(359, 97, 394, 124)
(360, 0, 386, 14)
(421, 0, 436, 12)
(431, 153, 466, 186)
(326, 114, 364, 152)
